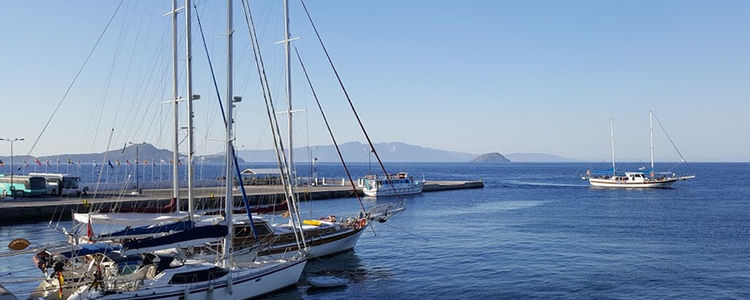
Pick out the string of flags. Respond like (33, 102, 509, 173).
(0, 157, 188, 169)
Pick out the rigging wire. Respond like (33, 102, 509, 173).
(110, 1, 149, 136)
(298, 0, 404, 202)
(194, 3, 258, 240)
(26, 0, 126, 156)
(293, 46, 366, 214)
(88, 1, 130, 154)
(652, 112, 691, 172)
(241, 0, 307, 249)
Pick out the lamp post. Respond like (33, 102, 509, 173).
(128, 142, 147, 194)
(0, 137, 25, 198)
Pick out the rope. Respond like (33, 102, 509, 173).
(26, 0, 126, 156)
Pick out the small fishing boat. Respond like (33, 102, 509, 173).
(362, 172, 423, 197)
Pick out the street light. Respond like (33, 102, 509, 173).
(0, 137, 25, 198)
(127, 141, 147, 194)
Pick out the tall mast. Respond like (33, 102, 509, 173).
(223, 0, 234, 268)
(171, 0, 180, 208)
(282, 0, 307, 251)
(185, 0, 195, 224)
(284, 0, 295, 187)
(610, 119, 616, 175)
(649, 111, 654, 170)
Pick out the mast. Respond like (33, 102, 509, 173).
(610, 119, 615, 175)
(223, 0, 234, 268)
(282, 0, 307, 251)
(649, 110, 654, 170)
(171, 0, 180, 209)
(185, 0, 195, 224)
(284, 0, 295, 187)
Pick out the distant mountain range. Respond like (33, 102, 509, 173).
(236, 141, 577, 163)
(505, 153, 578, 163)
(236, 141, 476, 163)
(0, 143, 241, 166)
(0, 141, 576, 166)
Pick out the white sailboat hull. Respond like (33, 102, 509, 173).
(264, 227, 366, 260)
(588, 178, 677, 188)
(68, 259, 307, 300)
(307, 227, 365, 258)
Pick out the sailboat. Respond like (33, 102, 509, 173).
(583, 111, 695, 188)
(27, 1, 307, 299)
(224, 0, 405, 259)
(65, 0, 405, 268)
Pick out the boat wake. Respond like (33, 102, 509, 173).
(506, 180, 588, 188)
(475, 200, 548, 212)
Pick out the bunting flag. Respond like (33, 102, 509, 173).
(46, 160, 50, 167)
(126, 160, 131, 166)
(143, 159, 148, 166)
(0, 159, 4, 167)
(160, 159, 167, 165)
(116, 159, 121, 167)
(86, 215, 95, 241)
(169, 159, 174, 165)
(178, 159, 183, 166)
(57, 158, 61, 166)
(108, 160, 115, 169)
(35, 158, 42, 166)
(135, 159, 139, 165)
(67, 158, 74, 165)
(93, 160, 98, 167)
(24, 160, 29, 168)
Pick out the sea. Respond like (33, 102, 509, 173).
(1, 162, 749, 299)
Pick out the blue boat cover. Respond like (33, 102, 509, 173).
(61, 243, 122, 258)
(99, 221, 193, 239)
(122, 225, 228, 251)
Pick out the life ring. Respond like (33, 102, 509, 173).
(358, 218, 367, 228)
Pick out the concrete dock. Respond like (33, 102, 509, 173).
(0, 180, 483, 224)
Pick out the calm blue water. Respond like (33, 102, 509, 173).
(2, 162, 749, 299)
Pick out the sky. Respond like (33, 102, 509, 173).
(0, 0, 748, 162)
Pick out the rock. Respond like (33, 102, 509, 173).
(470, 152, 510, 163)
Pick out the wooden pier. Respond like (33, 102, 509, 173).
(0, 180, 483, 224)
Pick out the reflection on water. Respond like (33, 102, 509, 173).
(267, 250, 393, 299)
(1, 163, 749, 299)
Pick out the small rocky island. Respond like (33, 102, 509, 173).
(470, 152, 511, 163)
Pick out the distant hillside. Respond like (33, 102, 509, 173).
(237, 141, 476, 162)
(505, 153, 577, 162)
(0, 143, 244, 166)
(470, 152, 511, 163)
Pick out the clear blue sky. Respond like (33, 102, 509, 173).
(0, 0, 748, 162)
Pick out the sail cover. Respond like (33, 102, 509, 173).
(59, 243, 122, 258)
(121, 225, 228, 255)
(97, 221, 193, 239)
(73, 212, 190, 226)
